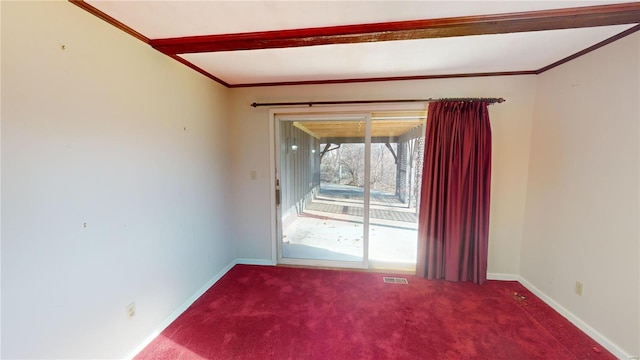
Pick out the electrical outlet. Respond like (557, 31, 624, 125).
(126, 302, 136, 319)
(575, 281, 584, 296)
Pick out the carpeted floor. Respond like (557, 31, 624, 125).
(135, 265, 615, 360)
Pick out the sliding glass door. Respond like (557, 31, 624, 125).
(368, 116, 425, 271)
(275, 111, 425, 270)
(276, 115, 370, 268)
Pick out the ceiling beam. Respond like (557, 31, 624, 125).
(150, 3, 640, 55)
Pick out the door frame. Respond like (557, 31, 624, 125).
(275, 112, 371, 269)
(268, 104, 427, 268)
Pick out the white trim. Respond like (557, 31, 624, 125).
(273, 111, 372, 268)
(517, 276, 634, 360)
(487, 272, 519, 281)
(269, 109, 278, 266)
(362, 113, 371, 269)
(236, 258, 276, 266)
(268, 104, 428, 270)
(124, 260, 236, 360)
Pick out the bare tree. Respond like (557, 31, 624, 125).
(320, 142, 398, 192)
(339, 144, 364, 186)
(320, 145, 339, 182)
(369, 143, 397, 193)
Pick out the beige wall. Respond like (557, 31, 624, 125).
(521, 32, 640, 356)
(229, 75, 537, 275)
(3, 1, 638, 358)
(1, 2, 234, 358)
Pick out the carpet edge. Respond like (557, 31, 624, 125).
(517, 275, 634, 360)
(124, 259, 238, 360)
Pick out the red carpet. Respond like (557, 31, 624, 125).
(135, 265, 615, 360)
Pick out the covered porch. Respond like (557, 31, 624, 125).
(278, 111, 426, 271)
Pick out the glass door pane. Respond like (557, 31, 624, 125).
(368, 117, 426, 271)
(278, 117, 367, 266)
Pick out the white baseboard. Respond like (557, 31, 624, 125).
(235, 258, 276, 266)
(517, 276, 634, 360)
(125, 259, 237, 360)
(487, 272, 519, 281)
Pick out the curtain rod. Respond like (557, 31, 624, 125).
(250, 97, 505, 108)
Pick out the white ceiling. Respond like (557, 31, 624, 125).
(83, 1, 639, 86)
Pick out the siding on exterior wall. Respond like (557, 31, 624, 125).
(279, 121, 320, 225)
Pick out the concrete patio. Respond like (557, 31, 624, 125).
(282, 183, 418, 271)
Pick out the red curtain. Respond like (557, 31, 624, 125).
(416, 101, 492, 284)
